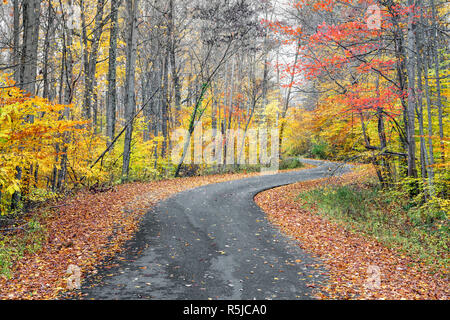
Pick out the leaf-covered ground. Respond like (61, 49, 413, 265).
(0, 171, 271, 300)
(255, 168, 449, 300)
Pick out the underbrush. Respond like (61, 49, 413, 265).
(0, 215, 47, 278)
(279, 158, 305, 170)
(0, 189, 56, 277)
(297, 182, 449, 271)
(178, 158, 305, 177)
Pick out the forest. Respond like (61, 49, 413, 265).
(0, 0, 448, 301)
(0, 0, 448, 212)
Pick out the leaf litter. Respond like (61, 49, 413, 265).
(255, 168, 449, 300)
(0, 171, 264, 300)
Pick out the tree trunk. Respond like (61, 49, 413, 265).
(122, 0, 139, 179)
(56, 5, 75, 190)
(161, 53, 169, 158)
(415, 12, 434, 197)
(106, 0, 120, 143)
(82, 0, 106, 121)
(375, 76, 393, 186)
(418, 8, 435, 185)
(279, 38, 301, 154)
(431, 0, 445, 163)
(405, 0, 418, 179)
(42, 0, 54, 100)
(168, 0, 181, 126)
(20, 0, 41, 96)
(12, 0, 41, 208)
(12, 0, 20, 84)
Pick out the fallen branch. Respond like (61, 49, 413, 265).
(86, 87, 161, 173)
(364, 145, 408, 158)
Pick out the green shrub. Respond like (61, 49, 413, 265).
(280, 158, 305, 170)
(310, 141, 329, 159)
(297, 183, 449, 270)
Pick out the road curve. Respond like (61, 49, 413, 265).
(81, 159, 350, 300)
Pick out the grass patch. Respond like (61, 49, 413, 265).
(297, 183, 449, 270)
(0, 215, 47, 278)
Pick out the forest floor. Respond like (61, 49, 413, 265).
(0, 162, 314, 300)
(0, 170, 281, 299)
(255, 166, 449, 300)
(1, 161, 447, 300)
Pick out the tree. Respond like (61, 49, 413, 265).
(106, 0, 120, 142)
(122, 0, 139, 179)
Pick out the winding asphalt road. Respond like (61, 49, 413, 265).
(81, 159, 350, 300)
